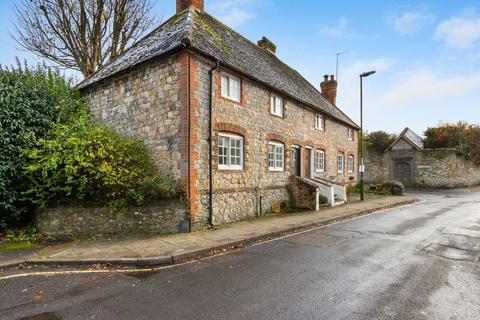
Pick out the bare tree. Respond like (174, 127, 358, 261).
(14, 0, 156, 77)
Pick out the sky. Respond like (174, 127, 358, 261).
(1, 0, 480, 135)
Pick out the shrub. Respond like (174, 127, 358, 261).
(383, 181, 405, 195)
(22, 116, 180, 212)
(424, 122, 480, 165)
(0, 61, 85, 228)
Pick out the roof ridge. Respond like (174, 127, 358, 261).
(77, 11, 191, 88)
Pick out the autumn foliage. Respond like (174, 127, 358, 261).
(424, 122, 480, 165)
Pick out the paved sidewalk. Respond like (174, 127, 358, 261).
(2, 196, 419, 268)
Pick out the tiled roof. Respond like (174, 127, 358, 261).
(388, 127, 424, 151)
(78, 8, 359, 128)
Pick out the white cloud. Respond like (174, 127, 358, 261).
(377, 70, 480, 107)
(319, 17, 361, 39)
(336, 57, 395, 114)
(388, 10, 434, 35)
(208, 0, 258, 27)
(435, 10, 480, 49)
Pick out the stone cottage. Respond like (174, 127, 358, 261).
(365, 127, 480, 188)
(78, 0, 359, 230)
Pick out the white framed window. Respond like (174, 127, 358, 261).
(315, 114, 325, 131)
(221, 73, 241, 102)
(348, 128, 354, 141)
(337, 153, 345, 173)
(268, 142, 285, 172)
(218, 133, 243, 170)
(270, 94, 284, 117)
(348, 155, 354, 173)
(314, 150, 325, 172)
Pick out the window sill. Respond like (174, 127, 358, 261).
(270, 112, 284, 118)
(220, 95, 243, 105)
(269, 168, 285, 172)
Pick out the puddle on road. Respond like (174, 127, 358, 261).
(19, 312, 61, 320)
(423, 243, 479, 262)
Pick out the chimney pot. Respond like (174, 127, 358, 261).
(257, 36, 277, 55)
(176, 0, 204, 13)
(320, 74, 338, 105)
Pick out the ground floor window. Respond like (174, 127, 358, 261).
(347, 155, 354, 173)
(269, 142, 284, 171)
(218, 133, 243, 170)
(337, 153, 344, 173)
(314, 150, 325, 172)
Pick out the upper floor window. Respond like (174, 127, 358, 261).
(218, 133, 243, 170)
(347, 155, 354, 173)
(314, 150, 325, 172)
(268, 142, 285, 172)
(221, 73, 241, 102)
(316, 114, 325, 131)
(348, 128, 354, 141)
(270, 94, 284, 117)
(337, 153, 345, 173)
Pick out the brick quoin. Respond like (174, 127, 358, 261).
(177, 50, 201, 228)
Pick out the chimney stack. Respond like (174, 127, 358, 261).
(257, 37, 277, 55)
(320, 75, 337, 105)
(177, 0, 204, 13)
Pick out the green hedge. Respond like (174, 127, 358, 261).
(0, 62, 84, 228)
(23, 116, 180, 212)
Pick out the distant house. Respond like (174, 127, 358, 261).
(78, 0, 359, 229)
(365, 128, 480, 188)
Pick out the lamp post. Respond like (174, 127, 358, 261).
(359, 70, 376, 201)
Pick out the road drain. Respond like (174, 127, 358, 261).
(19, 312, 61, 320)
(423, 243, 479, 262)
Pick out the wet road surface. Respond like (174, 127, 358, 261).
(1, 191, 479, 320)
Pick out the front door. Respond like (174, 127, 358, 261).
(305, 148, 312, 178)
(291, 147, 301, 176)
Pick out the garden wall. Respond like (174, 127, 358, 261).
(364, 148, 480, 188)
(36, 200, 188, 238)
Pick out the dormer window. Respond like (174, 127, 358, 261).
(270, 94, 284, 117)
(316, 114, 325, 131)
(221, 73, 241, 102)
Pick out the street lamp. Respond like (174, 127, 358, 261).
(359, 70, 376, 201)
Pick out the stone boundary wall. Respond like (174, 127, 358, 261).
(365, 148, 480, 188)
(36, 200, 188, 238)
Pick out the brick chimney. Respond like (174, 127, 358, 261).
(257, 37, 277, 55)
(177, 0, 204, 13)
(320, 75, 337, 105)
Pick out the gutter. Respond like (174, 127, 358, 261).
(208, 60, 220, 227)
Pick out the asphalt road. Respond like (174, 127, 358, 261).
(1, 191, 480, 320)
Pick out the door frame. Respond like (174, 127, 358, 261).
(304, 146, 313, 178)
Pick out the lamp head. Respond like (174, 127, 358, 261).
(360, 71, 376, 78)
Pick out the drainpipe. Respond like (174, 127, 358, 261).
(208, 60, 220, 227)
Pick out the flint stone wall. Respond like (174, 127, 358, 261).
(191, 54, 358, 225)
(36, 200, 189, 238)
